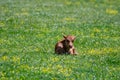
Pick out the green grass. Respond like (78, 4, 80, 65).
(0, 0, 120, 80)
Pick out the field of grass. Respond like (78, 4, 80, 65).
(0, 0, 120, 80)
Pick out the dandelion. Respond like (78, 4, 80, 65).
(87, 47, 119, 55)
(0, 22, 5, 27)
(36, 34, 44, 38)
(34, 48, 40, 52)
(93, 28, 101, 33)
(2, 56, 8, 61)
(63, 18, 76, 22)
(20, 64, 30, 70)
(90, 33, 95, 38)
(21, 12, 29, 16)
(0, 39, 4, 44)
(0, 72, 5, 77)
(12, 56, 20, 63)
(64, 1, 72, 5)
(42, 67, 52, 73)
(51, 57, 59, 62)
(101, 36, 109, 39)
(106, 9, 118, 15)
(51, 78, 57, 80)
(15, 12, 29, 16)
(88, 49, 102, 54)
(57, 64, 62, 68)
(89, 49, 95, 54)
(103, 48, 117, 53)
(75, 2, 80, 5)
(103, 28, 108, 32)
(56, 64, 72, 77)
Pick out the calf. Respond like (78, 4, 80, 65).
(55, 35, 77, 55)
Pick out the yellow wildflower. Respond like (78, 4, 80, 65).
(0, 72, 5, 77)
(56, 64, 72, 77)
(87, 47, 119, 55)
(51, 78, 57, 80)
(63, 18, 76, 22)
(34, 48, 40, 52)
(12, 56, 20, 63)
(93, 28, 101, 33)
(21, 12, 29, 16)
(56, 64, 63, 69)
(75, 2, 80, 5)
(51, 57, 59, 62)
(90, 33, 95, 38)
(64, 1, 72, 5)
(106, 9, 118, 15)
(2, 56, 8, 61)
(20, 64, 30, 70)
(0, 22, 5, 27)
(42, 67, 52, 73)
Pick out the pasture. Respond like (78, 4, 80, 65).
(0, 0, 120, 80)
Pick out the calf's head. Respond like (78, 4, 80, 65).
(63, 35, 76, 48)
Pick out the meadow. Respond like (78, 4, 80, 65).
(0, 0, 120, 80)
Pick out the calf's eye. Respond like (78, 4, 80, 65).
(66, 40, 70, 43)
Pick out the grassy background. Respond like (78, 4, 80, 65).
(0, 0, 120, 80)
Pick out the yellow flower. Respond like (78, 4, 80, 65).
(56, 65, 72, 77)
(0, 22, 5, 27)
(51, 57, 59, 62)
(12, 56, 20, 63)
(103, 28, 108, 32)
(56, 65, 63, 69)
(93, 28, 101, 33)
(21, 12, 29, 16)
(20, 64, 30, 70)
(0, 39, 4, 44)
(90, 33, 95, 38)
(75, 2, 80, 5)
(42, 67, 52, 73)
(64, 1, 72, 5)
(87, 47, 119, 55)
(34, 48, 40, 52)
(51, 78, 57, 80)
(106, 9, 118, 15)
(63, 18, 76, 22)
(0, 72, 5, 77)
(36, 34, 44, 38)
(2, 56, 8, 61)
(89, 49, 95, 54)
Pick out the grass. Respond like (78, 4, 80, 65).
(0, 0, 120, 80)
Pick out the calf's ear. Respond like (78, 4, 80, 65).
(72, 36, 76, 40)
(63, 35, 67, 39)
(72, 36, 76, 42)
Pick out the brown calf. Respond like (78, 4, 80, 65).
(55, 35, 77, 55)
